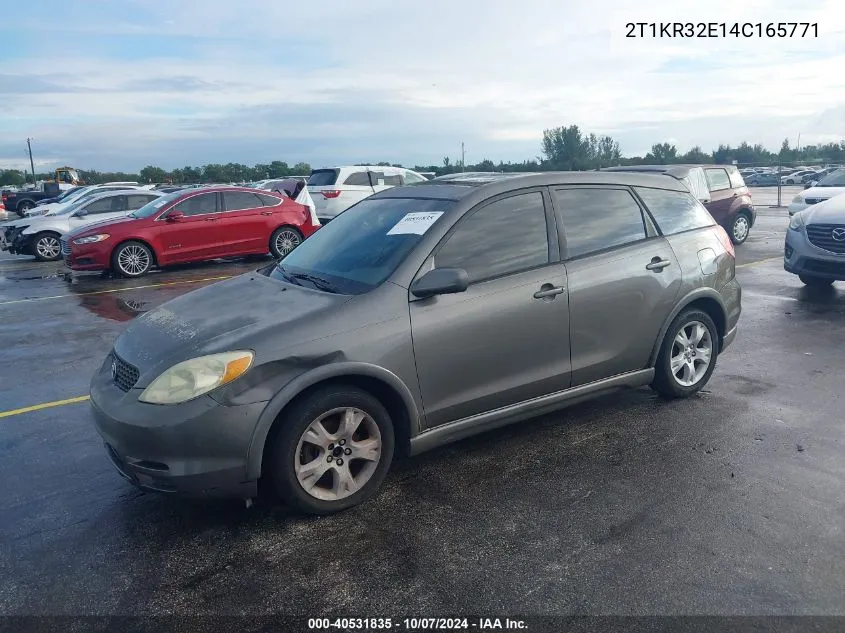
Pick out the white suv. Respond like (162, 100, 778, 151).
(307, 166, 428, 222)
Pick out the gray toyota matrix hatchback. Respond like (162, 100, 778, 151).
(90, 172, 741, 514)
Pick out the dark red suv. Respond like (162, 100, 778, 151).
(603, 165, 756, 244)
(62, 187, 320, 277)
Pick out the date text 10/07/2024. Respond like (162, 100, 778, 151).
(307, 618, 527, 630)
(626, 22, 818, 38)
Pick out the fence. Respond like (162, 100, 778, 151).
(734, 161, 839, 208)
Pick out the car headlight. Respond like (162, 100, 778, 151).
(138, 351, 254, 404)
(788, 214, 805, 232)
(73, 233, 110, 245)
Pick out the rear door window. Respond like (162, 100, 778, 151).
(553, 188, 647, 259)
(308, 170, 339, 186)
(634, 187, 715, 236)
(342, 171, 373, 186)
(127, 194, 157, 210)
(223, 191, 263, 211)
(84, 196, 124, 215)
(704, 168, 732, 191)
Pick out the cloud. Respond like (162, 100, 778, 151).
(0, 0, 844, 171)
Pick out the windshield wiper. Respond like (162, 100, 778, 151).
(275, 265, 304, 286)
(290, 272, 341, 294)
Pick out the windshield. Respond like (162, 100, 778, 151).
(59, 186, 92, 204)
(129, 190, 181, 218)
(265, 197, 453, 294)
(815, 170, 845, 187)
(56, 187, 80, 201)
(307, 169, 339, 186)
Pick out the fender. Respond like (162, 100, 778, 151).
(245, 361, 421, 480)
(648, 287, 728, 367)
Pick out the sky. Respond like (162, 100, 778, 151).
(1, 0, 844, 173)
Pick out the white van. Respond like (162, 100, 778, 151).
(307, 165, 428, 222)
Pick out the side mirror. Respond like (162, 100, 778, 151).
(74, 209, 88, 217)
(166, 211, 184, 222)
(410, 267, 470, 298)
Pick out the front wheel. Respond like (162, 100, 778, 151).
(269, 226, 303, 259)
(799, 275, 834, 287)
(729, 212, 751, 245)
(33, 232, 62, 261)
(16, 201, 34, 215)
(267, 386, 395, 515)
(651, 309, 719, 399)
(112, 241, 153, 277)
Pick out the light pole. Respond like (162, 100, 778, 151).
(26, 138, 36, 185)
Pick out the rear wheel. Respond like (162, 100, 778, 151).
(269, 226, 302, 258)
(651, 309, 719, 399)
(729, 212, 751, 245)
(799, 275, 834, 287)
(112, 241, 153, 277)
(33, 232, 62, 261)
(17, 201, 34, 215)
(266, 386, 395, 515)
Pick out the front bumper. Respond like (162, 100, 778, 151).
(90, 354, 268, 498)
(62, 238, 111, 271)
(784, 230, 845, 280)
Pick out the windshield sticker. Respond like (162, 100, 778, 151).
(387, 212, 443, 236)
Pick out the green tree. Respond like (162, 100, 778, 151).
(291, 162, 312, 175)
(268, 161, 290, 178)
(542, 125, 592, 170)
(139, 165, 168, 183)
(647, 142, 678, 163)
(0, 169, 26, 187)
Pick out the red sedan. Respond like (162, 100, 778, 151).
(62, 187, 320, 277)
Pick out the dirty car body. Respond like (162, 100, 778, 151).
(90, 172, 741, 511)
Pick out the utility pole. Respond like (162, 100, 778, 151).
(461, 142, 465, 172)
(797, 133, 801, 153)
(26, 138, 36, 185)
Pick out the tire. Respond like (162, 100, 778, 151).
(729, 212, 751, 245)
(799, 275, 834, 287)
(17, 201, 34, 215)
(32, 232, 62, 262)
(266, 385, 395, 515)
(269, 226, 303, 259)
(111, 241, 153, 277)
(651, 309, 719, 400)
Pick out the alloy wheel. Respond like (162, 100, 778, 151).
(670, 321, 713, 387)
(274, 230, 301, 257)
(732, 216, 749, 242)
(294, 407, 382, 501)
(36, 236, 61, 260)
(117, 245, 151, 276)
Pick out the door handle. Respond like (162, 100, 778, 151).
(261, 211, 274, 216)
(533, 285, 566, 299)
(646, 258, 671, 271)
(205, 217, 218, 222)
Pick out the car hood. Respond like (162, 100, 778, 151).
(800, 195, 845, 223)
(799, 186, 845, 200)
(66, 214, 138, 239)
(1, 217, 32, 229)
(113, 272, 354, 385)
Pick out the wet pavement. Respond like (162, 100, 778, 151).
(1, 206, 844, 617)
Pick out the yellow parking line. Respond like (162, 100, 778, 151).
(737, 256, 781, 269)
(0, 395, 90, 419)
(0, 274, 234, 306)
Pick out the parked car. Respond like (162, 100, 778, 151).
(307, 166, 428, 223)
(781, 170, 816, 185)
(1, 188, 54, 215)
(25, 184, 146, 217)
(603, 164, 756, 244)
(788, 170, 845, 215)
(0, 200, 8, 222)
(1, 190, 162, 261)
(785, 194, 845, 286)
(34, 186, 82, 207)
(88, 171, 740, 514)
(63, 186, 319, 277)
(744, 172, 780, 186)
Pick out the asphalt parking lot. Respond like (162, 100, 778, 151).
(1, 192, 844, 618)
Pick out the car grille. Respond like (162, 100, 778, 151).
(804, 198, 826, 205)
(806, 224, 845, 254)
(111, 353, 140, 392)
(802, 259, 845, 275)
(60, 239, 70, 255)
(4, 226, 27, 243)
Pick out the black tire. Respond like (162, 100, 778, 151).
(799, 275, 834, 287)
(651, 309, 719, 400)
(111, 240, 153, 277)
(269, 226, 303, 259)
(729, 211, 752, 245)
(266, 385, 395, 515)
(17, 200, 34, 215)
(32, 232, 62, 262)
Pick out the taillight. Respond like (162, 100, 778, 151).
(320, 190, 341, 199)
(713, 225, 735, 258)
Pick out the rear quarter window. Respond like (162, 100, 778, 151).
(727, 168, 746, 189)
(342, 171, 373, 186)
(635, 187, 715, 236)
